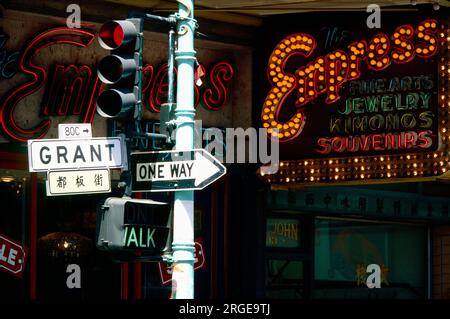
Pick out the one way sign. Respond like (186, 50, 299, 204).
(131, 149, 226, 192)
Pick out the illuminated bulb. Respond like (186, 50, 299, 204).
(304, 161, 308, 166)
(329, 160, 333, 165)
(63, 241, 69, 249)
(310, 169, 315, 174)
(433, 1, 440, 10)
(407, 155, 411, 160)
(310, 177, 315, 181)
(360, 174, 365, 179)
(286, 178, 290, 182)
(380, 157, 384, 162)
(387, 173, 391, 178)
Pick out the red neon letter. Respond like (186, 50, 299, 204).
(0, 28, 95, 141)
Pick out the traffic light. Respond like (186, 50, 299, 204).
(96, 197, 171, 253)
(96, 19, 143, 119)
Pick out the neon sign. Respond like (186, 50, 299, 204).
(0, 28, 96, 142)
(0, 32, 20, 80)
(0, 28, 234, 142)
(142, 61, 233, 113)
(261, 19, 438, 147)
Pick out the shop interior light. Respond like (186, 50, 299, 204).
(433, 1, 440, 10)
(0, 176, 15, 183)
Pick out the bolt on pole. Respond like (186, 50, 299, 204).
(171, 0, 196, 299)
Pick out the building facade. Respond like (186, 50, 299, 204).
(1, 0, 450, 300)
(246, 8, 450, 299)
(0, 0, 254, 299)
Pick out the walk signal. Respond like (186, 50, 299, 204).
(96, 197, 171, 253)
(96, 19, 143, 119)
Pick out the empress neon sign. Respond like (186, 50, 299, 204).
(0, 28, 234, 142)
(261, 19, 438, 148)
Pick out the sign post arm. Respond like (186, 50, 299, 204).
(171, 0, 196, 299)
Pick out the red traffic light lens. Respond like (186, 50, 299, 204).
(99, 21, 124, 50)
(98, 20, 138, 50)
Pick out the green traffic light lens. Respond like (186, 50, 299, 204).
(96, 89, 136, 118)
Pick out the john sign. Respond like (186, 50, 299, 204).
(0, 233, 28, 278)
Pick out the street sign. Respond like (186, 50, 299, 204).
(131, 149, 226, 192)
(0, 233, 28, 278)
(158, 238, 206, 285)
(46, 169, 111, 196)
(27, 137, 124, 172)
(58, 123, 92, 139)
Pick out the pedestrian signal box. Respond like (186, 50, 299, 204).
(96, 197, 171, 253)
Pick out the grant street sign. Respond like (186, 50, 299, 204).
(47, 169, 111, 196)
(131, 149, 226, 192)
(27, 137, 124, 172)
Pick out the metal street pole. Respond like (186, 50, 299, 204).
(172, 0, 196, 299)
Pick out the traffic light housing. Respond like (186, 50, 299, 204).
(96, 197, 171, 253)
(96, 19, 143, 119)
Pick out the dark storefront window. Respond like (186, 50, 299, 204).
(314, 218, 427, 299)
(266, 260, 304, 298)
(0, 170, 27, 299)
(264, 214, 312, 299)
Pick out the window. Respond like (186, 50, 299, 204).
(314, 218, 427, 299)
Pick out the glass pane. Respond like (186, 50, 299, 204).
(0, 170, 27, 299)
(266, 218, 301, 248)
(314, 219, 426, 299)
(265, 259, 303, 298)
